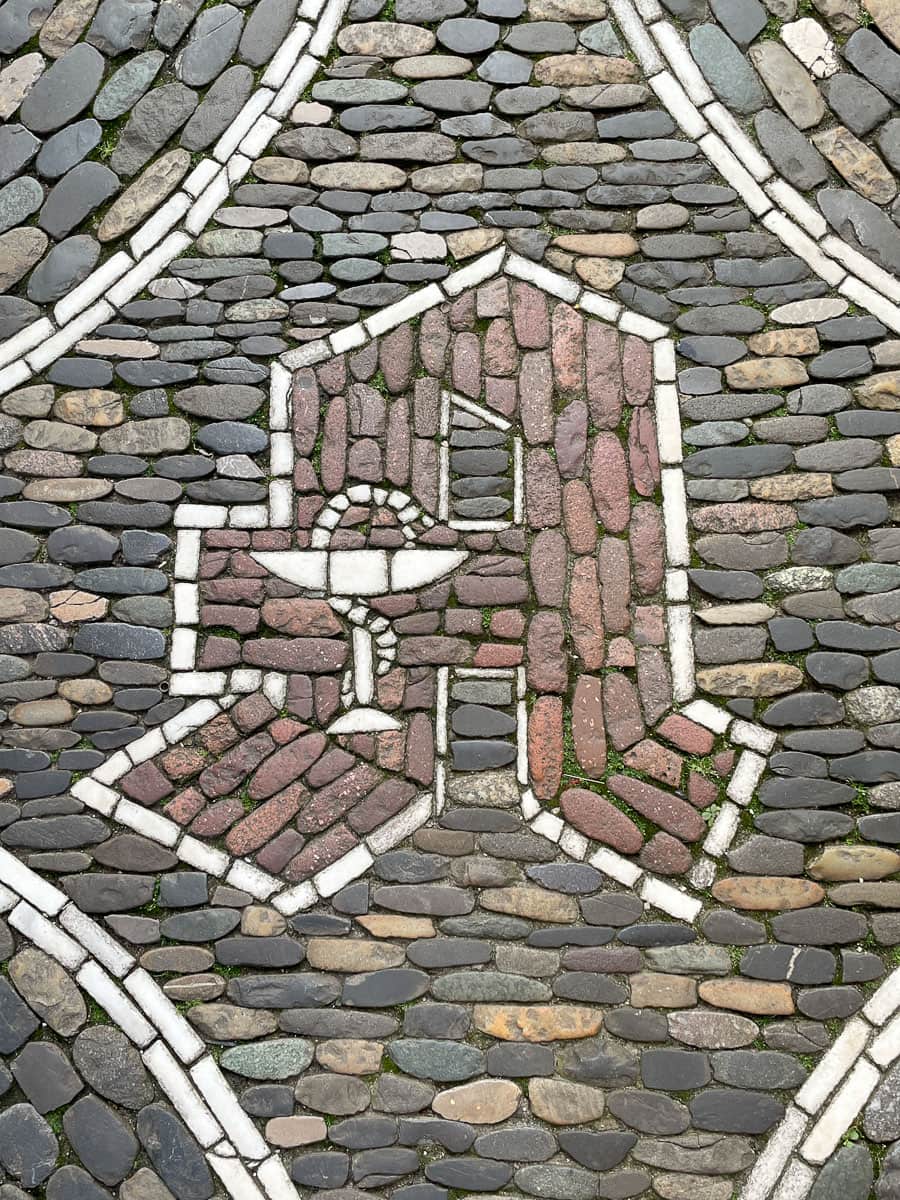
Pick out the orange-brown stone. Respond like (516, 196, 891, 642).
(473, 1004, 602, 1042)
(712, 876, 824, 911)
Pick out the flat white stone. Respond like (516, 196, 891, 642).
(726, 750, 766, 806)
(649, 70, 707, 139)
(517, 699, 528, 784)
(191, 1057, 268, 1159)
(730, 720, 777, 753)
(70, 777, 118, 815)
(175, 503, 228, 528)
(578, 290, 621, 322)
(143, 1042, 222, 1147)
(796, 1017, 870, 1114)
(608, 0, 664, 72)
(704, 102, 772, 182)
(174, 529, 202, 582)
(182, 158, 219, 197)
(108, 232, 190, 308)
(125, 969, 204, 1063)
(588, 847, 642, 887)
(826, 235, 900, 305)
(703, 800, 740, 858)
(0, 317, 53, 370)
(661, 468, 690, 566)
(871, 1010, 900, 1067)
(767, 178, 827, 240)
(765, 213, 846, 288)
(239, 114, 280, 158)
(262, 20, 312, 88)
(505, 254, 579, 302)
(801, 1060, 879, 1164)
(309, 0, 348, 56)
(328, 708, 401, 734)
(60, 905, 133, 977)
(226, 860, 280, 901)
(689, 857, 716, 889)
(739, 1106, 808, 1200)
(0, 360, 32, 396)
(654, 383, 682, 464)
(559, 827, 589, 861)
(215, 89, 274, 163)
(230, 504, 269, 529)
(365, 283, 443, 338)
(641, 877, 701, 921)
(444, 246, 505, 296)
(10, 901, 86, 970)
(451, 392, 511, 431)
(269, 53, 319, 119)
(115, 799, 179, 847)
(130, 193, 191, 258)
(0, 847, 66, 914)
(771, 298, 848, 325)
(163, 699, 220, 743)
(619, 310, 668, 340)
(263, 672, 287, 709)
(840, 277, 900, 336)
(314, 843, 373, 897)
(864, 965, 900, 1025)
(681, 698, 731, 733)
(90, 751, 131, 785)
(666, 569, 688, 602)
(280, 339, 330, 369)
(28, 300, 113, 371)
(521, 790, 540, 821)
(667, 604, 694, 703)
(700, 133, 771, 217)
(531, 811, 563, 843)
(330, 324, 367, 355)
(208, 1155, 268, 1200)
(257, 1155, 301, 1200)
(178, 836, 230, 876)
(55, 252, 133, 326)
(654, 21, 714, 105)
(772, 1160, 815, 1200)
(77, 961, 155, 1046)
(391, 548, 468, 590)
(782, 17, 838, 77)
(330, 549, 389, 595)
(653, 338, 676, 381)
(272, 880, 317, 915)
(253, 549, 327, 589)
(269, 480, 294, 527)
(367, 792, 432, 855)
(174, 583, 199, 626)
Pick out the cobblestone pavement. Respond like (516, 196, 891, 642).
(5, 0, 900, 1197)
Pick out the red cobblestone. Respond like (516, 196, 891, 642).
(637, 646, 673, 724)
(622, 334, 652, 406)
(551, 303, 584, 394)
(526, 610, 567, 694)
(164, 787, 205, 826)
(561, 787, 643, 854)
(452, 331, 482, 398)
(225, 783, 305, 856)
(285, 823, 358, 882)
(295, 764, 382, 833)
(525, 448, 562, 529)
(568, 557, 604, 671)
(529, 695, 564, 801)
(598, 537, 632, 634)
(658, 714, 715, 755)
(608, 774, 706, 842)
(348, 779, 416, 834)
(530, 530, 566, 608)
(590, 433, 630, 534)
(249, 732, 327, 801)
(484, 318, 517, 375)
(261, 598, 342, 637)
(511, 281, 549, 348)
(190, 797, 243, 838)
(555, 399, 588, 479)
(628, 407, 660, 497)
(640, 831, 692, 876)
(603, 673, 645, 750)
(519, 350, 552, 443)
(562, 480, 597, 555)
(243, 637, 348, 673)
(571, 676, 605, 778)
(586, 323, 622, 429)
(623, 739, 683, 788)
(121, 761, 173, 806)
(199, 732, 275, 799)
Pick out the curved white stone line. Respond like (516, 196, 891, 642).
(0, 0, 347, 397)
(0, 850, 297, 1200)
(607, 0, 900, 335)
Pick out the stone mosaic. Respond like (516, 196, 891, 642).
(3, 0, 900, 1195)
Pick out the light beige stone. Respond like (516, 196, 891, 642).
(554, 233, 638, 257)
(9, 698, 73, 726)
(812, 125, 897, 204)
(0, 226, 47, 291)
(829, 882, 900, 907)
(630, 972, 697, 1008)
(712, 876, 824, 910)
(187, 1004, 277, 1041)
(252, 156, 309, 184)
(696, 603, 776, 625)
(748, 328, 820, 356)
(479, 886, 578, 922)
(39, 0, 98, 54)
(337, 22, 436, 56)
(310, 162, 407, 191)
(356, 915, 435, 938)
(0, 54, 45, 120)
(306, 938, 405, 972)
(98, 150, 191, 242)
(432, 1080, 520, 1124)
(410, 163, 482, 193)
(858, 371, 900, 409)
(0, 589, 47, 623)
(473, 1004, 602, 1042)
(543, 142, 626, 165)
(59, 678, 113, 704)
(394, 54, 472, 77)
(750, 473, 833, 500)
(809, 844, 900, 881)
(725, 357, 809, 389)
(50, 589, 108, 622)
(241, 906, 287, 936)
(864, 0, 900, 47)
(699, 978, 794, 1015)
(574, 257, 626, 291)
(529, 1079, 605, 1125)
(53, 389, 124, 427)
(697, 662, 803, 696)
(25, 479, 112, 502)
(3, 384, 53, 417)
(446, 227, 504, 260)
(9, 947, 85, 1035)
(266, 1116, 328, 1148)
(535, 54, 637, 85)
(315, 1039, 383, 1075)
(529, 0, 605, 17)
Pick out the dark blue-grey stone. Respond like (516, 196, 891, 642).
(818, 187, 900, 275)
(73, 624, 165, 660)
(63, 1096, 136, 1186)
(0, 1104, 57, 1187)
(426, 1158, 511, 1191)
(136, 1106, 213, 1200)
(689, 1089, 783, 1134)
(290, 1153, 349, 1188)
(0, 979, 39, 1053)
(343, 969, 430, 1008)
(27, 236, 100, 304)
(20, 43, 105, 133)
(711, 1049, 807, 1089)
(35, 120, 102, 180)
(741, 945, 834, 984)
(195, 422, 267, 455)
(38, 163, 119, 239)
(45, 1166, 114, 1200)
(0, 126, 39, 186)
(557, 1130, 635, 1171)
(111, 84, 199, 177)
(181, 65, 255, 151)
(74, 567, 167, 595)
(11, 1043, 81, 1114)
(238, 0, 295, 65)
(177, 5, 243, 87)
(810, 1144, 872, 1200)
(389, 1039, 484, 1082)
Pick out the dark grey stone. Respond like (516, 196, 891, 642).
(711, 1050, 807, 1090)
(38, 163, 119, 239)
(0, 1104, 57, 1188)
(136, 1106, 213, 1200)
(63, 1096, 136, 1186)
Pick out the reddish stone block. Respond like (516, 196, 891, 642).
(307, 748, 356, 789)
(260, 598, 342, 637)
(200, 604, 259, 634)
(202, 578, 265, 604)
(603, 672, 645, 750)
(419, 307, 449, 377)
(527, 610, 567, 694)
(623, 739, 684, 788)
(386, 397, 411, 487)
(598, 537, 632, 635)
(637, 647, 673, 725)
(633, 604, 665, 646)
(455, 573, 529, 606)
(226, 783, 305, 855)
(715, 750, 736, 774)
(640, 832, 691, 876)
(397, 636, 472, 666)
(376, 668, 406, 711)
(252, 530, 291, 550)
(484, 318, 516, 376)
(198, 636, 242, 669)
(569, 557, 604, 671)
(519, 350, 552, 444)
(376, 730, 405, 772)
(562, 480, 597, 555)
(606, 637, 635, 668)
(231, 692, 278, 734)
(529, 695, 564, 801)
(198, 550, 229, 579)
(692, 502, 796, 534)
(121, 761, 173, 806)
(551, 302, 584, 394)
(485, 375, 517, 418)
(380, 322, 414, 394)
(199, 732, 275, 799)
(160, 746, 205, 781)
(530, 529, 566, 608)
(608, 774, 706, 842)
(688, 771, 719, 809)
(164, 787, 205, 826)
(446, 610, 480, 637)
(452, 331, 481, 398)
(199, 714, 239, 754)
(316, 354, 346, 396)
(191, 797, 243, 838)
(449, 289, 475, 330)
(295, 764, 382, 834)
(572, 676, 605, 777)
(256, 829, 306, 874)
(477, 277, 509, 318)
(490, 609, 525, 639)
(292, 368, 320, 456)
(243, 637, 348, 674)
(628, 407, 660, 497)
(321, 395, 347, 494)
(586, 323, 622, 429)
(561, 786, 643, 854)
(555, 399, 588, 479)
(231, 551, 268, 577)
(285, 823, 358, 882)
(249, 732, 327, 801)
(564, 946, 642, 972)
(348, 779, 416, 834)
(406, 712, 434, 786)
(474, 644, 523, 667)
(658, 715, 715, 755)
(412, 437, 439, 516)
(590, 432, 630, 534)
(511, 281, 549, 349)
(623, 334, 652, 406)
(526, 448, 561, 529)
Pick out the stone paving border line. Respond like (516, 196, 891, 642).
(2, 0, 900, 396)
(0, 847, 299, 1200)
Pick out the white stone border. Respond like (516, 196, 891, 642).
(0, 851, 299, 1200)
(607, 0, 900, 335)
